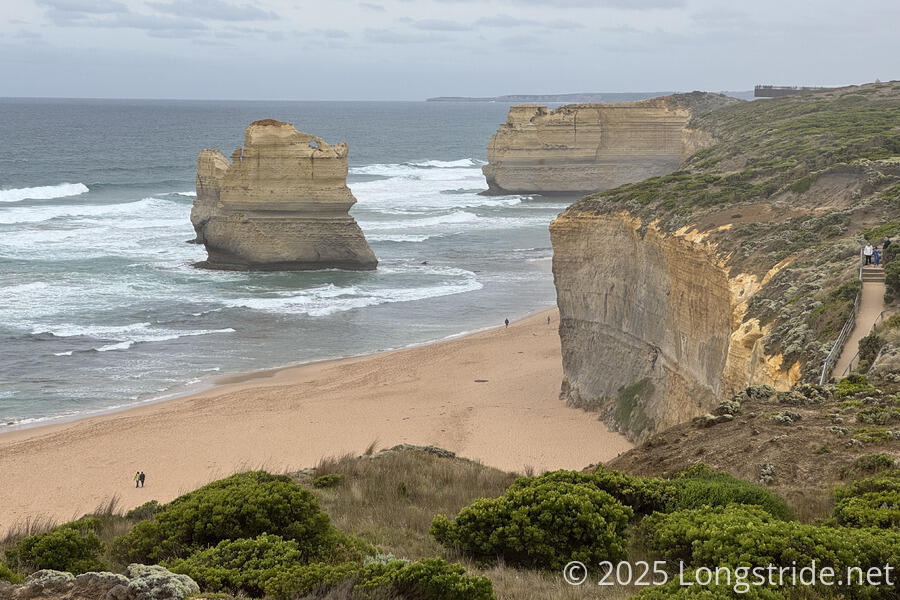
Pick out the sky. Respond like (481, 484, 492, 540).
(0, 0, 897, 100)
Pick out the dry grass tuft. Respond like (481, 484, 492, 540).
(299, 447, 517, 559)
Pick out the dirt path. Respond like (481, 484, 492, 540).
(834, 279, 886, 378)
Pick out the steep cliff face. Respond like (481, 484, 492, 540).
(482, 93, 739, 195)
(551, 211, 797, 441)
(551, 82, 900, 442)
(191, 120, 377, 271)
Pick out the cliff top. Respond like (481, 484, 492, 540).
(504, 91, 739, 123)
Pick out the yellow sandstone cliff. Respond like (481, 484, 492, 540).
(483, 93, 738, 195)
(191, 119, 377, 271)
(550, 211, 800, 442)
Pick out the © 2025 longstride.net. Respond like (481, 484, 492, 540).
(563, 560, 897, 593)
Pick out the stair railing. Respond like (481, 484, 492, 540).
(818, 261, 864, 385)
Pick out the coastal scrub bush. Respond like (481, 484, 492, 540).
(639, 504, 900, 599)
(858, 334, 885, 369)
(4, 517, 107, 575)
(167, 534, 307, 596)
(511, 468, 672, 517)
(263, 558, 494, 600)
(835, 374, 874, 399)
(312, 474, 345, 489)
(885, 260, 900, 303)
(0, 563, 23, 584)
(113, 471, 354, 564)
(430, 480, 632, 570)
(833, 474, 900, 528)
(667, 464, 793, 519)
(632, 579, 788, 599)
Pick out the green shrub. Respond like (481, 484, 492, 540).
(639, 504, 900, 599)
(858, 334, 885, 369)
(4, 518, 107, 575)
(667, 464, 793, 519)
(885, 260, 900, 302)
(512, 469, 672, 517)
(431, 480, 632, 570)
(113, 471, 342, 563)
(790, 176, 812, 194)
(853, 427, 892, 444)
(312, 474, 345, 489)
(124, 500, 161, 520)
(858, 405, 900, 425)
(833, 474, 900, 528)
(263, 559, 494, 600)
(167, 534, 307, 596)
(632, 578, 788, 599)
(637, 504, 781, 563)
(0, 563, 23, 584)
(835, 374, 874, 399)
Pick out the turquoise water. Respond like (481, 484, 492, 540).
(0, 99, 572, 428)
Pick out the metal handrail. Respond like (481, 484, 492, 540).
(818, 261, 864, 385)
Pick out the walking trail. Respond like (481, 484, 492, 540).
(833, 265, 886, 377)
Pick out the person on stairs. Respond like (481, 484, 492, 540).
(864, 242, 874, 265)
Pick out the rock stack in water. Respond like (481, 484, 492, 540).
(190, 119, 377, 270)
(482, 92, 740, 195)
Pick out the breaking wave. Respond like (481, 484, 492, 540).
(0, 183, 89, 203)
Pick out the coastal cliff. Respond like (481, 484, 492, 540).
(191, 120, 376, 271)
(551, 82, 900, 442)
(482, 92, 739, 195)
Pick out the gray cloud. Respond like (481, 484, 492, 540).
(35, 0, 128, 14)
(364, 27, 448, 43)
(147, 0, 277, 21)
(360, 2, 385, 11)
(411, 19, 471, 31)
(437, 0, 684, 6)
(474, 14, 539, 27)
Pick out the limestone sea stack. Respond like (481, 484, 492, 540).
(482, 92, 739, 195)
(190, 119, 377, 270)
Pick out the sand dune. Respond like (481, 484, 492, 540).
(0, 309, 631, 530)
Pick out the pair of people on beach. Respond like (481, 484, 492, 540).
(134, 471, 145, 488)
(863, 237, 891, 266)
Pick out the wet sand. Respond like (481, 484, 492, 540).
(0, 309, 632, 530)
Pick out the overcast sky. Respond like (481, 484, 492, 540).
(0, 0, 897, 100)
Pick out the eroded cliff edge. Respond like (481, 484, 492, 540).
(551, 82, 900, 442)
(191, 119, 377, 271)
(482, 92, 739, 195)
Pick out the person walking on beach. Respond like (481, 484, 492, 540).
(134, 471, 140, 488)
(547, 315, 551, 325)
(864, 242, 874, 265)
(504, 318, 509, 328)
(139, 471, 145, 488)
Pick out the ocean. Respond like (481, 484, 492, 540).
(0, 99, 572, 429)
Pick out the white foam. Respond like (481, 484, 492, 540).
(176, 191, 197, 197)
(222, 269, 482, 317)
(358, 211, 479, 231)
(51, 327, 236, 354)
(367, 234, 432, 243)
(0, 196, 183, 225)
(0, 182, 89, 203)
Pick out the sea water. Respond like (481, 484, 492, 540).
(0, 99, 573, 428)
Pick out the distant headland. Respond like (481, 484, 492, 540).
(426, 90, 755, 102)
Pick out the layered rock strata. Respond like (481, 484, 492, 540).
(482, 93, 738, 195)
(191, 120, 376, 270)
(551, 212, 794, 443)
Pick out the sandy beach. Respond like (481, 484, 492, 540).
(0, 309, 631, 530)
